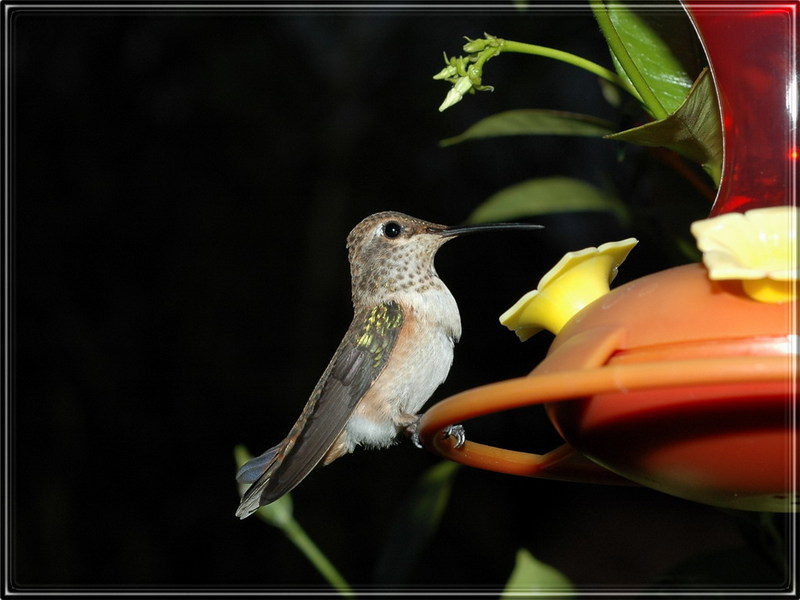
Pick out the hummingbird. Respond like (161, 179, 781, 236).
(235, 211, 542, 518)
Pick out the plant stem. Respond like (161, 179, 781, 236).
(237, 446, 354, 598)
(588, 0, 669, 120)
(281, 517, 355, 598)
(500, 39, 643, 103)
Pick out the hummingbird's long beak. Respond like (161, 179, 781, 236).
(432, 221, 544, 237)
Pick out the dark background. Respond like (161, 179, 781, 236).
(9, 2, 781, 594)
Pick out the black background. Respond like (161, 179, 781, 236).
(9, 2, 772, 593)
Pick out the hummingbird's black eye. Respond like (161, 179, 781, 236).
(383, 221, 403, 239)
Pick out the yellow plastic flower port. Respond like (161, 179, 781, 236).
(500, 238, 638, 340)
(691, 206, 798, 303)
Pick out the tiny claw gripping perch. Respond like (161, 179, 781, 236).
(442, 424, 466, 448)
(408, 418, 466, 450)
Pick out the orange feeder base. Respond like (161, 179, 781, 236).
(418, 264, 797, 512)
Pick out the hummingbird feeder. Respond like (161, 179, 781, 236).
(418, 2, 798, 512)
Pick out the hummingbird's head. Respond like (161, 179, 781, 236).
(346, 211, 453, 302)
(345, 211, 543, 304)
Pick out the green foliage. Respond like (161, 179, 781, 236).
(440, 110, 616, 147)
(434, 33, 640, 111)
(467, 177, 628, 225)
(605, 68, 722, 183)
(501, 548, 574, 598)
(592, 0, 697, 118)
(433, 0, 720, 228)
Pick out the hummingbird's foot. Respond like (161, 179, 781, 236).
(405, 418, 423, 449)
(404, 419, 465, 449)
(442, 424, 466, 449)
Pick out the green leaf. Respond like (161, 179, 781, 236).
(440, 109, 616, 147)
(467, 177, 629, 224)
(593, 0, 702, 119)
(609, 3, 696, 113)
(374, 461, 459, 584)
(605, 69, 722, 185)
(501, 548, 573, 598)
